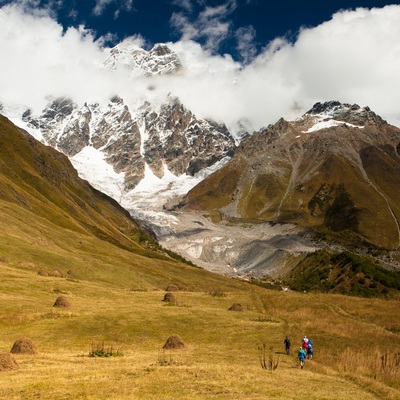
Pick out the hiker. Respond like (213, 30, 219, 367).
(307, 339, 314, 360)
(298, 347, 307, 369)
(284, 336, 291, 355)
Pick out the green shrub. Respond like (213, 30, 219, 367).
(89, 341, 123, 357)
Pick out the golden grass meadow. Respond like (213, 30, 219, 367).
(1, 255, 400, 400)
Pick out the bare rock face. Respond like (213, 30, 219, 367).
(143, 96, 236, 177)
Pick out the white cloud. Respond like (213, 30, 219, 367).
(0, 4, 127, 112)
(171, 0, 193, 13)
(93, 0, 133, 17)
(1, 3, 400, 137)
(93, 0, 113, 16)
(171, 0, 237, 51)
(235, 25, 257, 64)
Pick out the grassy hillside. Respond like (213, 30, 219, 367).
(277, 249, 400, 297)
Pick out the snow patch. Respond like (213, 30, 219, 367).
(70, 146, 125, 201)
(302, 118, 364, 134)
(0, 103, 44, 141)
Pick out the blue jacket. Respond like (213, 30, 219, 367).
(298, 349, 306, 360)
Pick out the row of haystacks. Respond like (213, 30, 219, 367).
(163, 291, 243, 312)
(0, 333, 186, 372)
(0, 287, 242, 371)
(0, 295, 69, 371)
(38, 269, 75, 278)
(160, 287, 242, 351)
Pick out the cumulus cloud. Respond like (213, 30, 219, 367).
(0, 4, 123, 111)
(1, 3, 400, 136)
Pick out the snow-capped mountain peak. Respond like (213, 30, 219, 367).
(295, 101, 386, 134)
(103, 42, 181, 76)
(16, 94, 236, 213)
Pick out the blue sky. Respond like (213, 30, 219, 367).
(1, 1, 400, 132)
(0, 0, 396, 61)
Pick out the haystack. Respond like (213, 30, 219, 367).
(165, 284, 179, 292)
(37, 269, 48, 277)
(228, 303, 243, 311)
(162, 334, 186, 350)
(162, 292, 177, 304)
(49, 269, 63, 277)
(0, 353, 19, 371)
(10, 337, 37, 355)
(53, 295, 70, 308)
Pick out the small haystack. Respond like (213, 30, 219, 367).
(162, 334, 186, 350)
(165, 284, 179, 292)
(37, 269, 48, 277)
(10, 338, 37, 354)
(49, 269, 63, 277)
(162, 292, 177, 304)
(228, 303, 243, 311)
(0, 353, 19, 371)
(53, 295, 70, 308)
(10, 337, 37, 355)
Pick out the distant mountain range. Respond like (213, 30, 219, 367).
(1, 41, 400, 278)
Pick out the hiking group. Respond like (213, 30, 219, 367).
(284, 335, 314, 369)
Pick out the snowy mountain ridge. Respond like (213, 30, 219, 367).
(103, 42, 182, 76)
(16, 94, 236, 220)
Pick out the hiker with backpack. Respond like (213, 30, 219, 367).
(302, 336, 309, 354)
(307, 338, 314, 359)
(284, 336, 291, 355)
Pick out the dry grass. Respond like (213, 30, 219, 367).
(0, 256, 400, 398)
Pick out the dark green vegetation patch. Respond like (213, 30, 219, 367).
(283, 249, 400, 297)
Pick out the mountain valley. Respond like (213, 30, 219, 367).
(1, 43, 400, 288)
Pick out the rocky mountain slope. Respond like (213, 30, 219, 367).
(178, 101, 400, 251)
